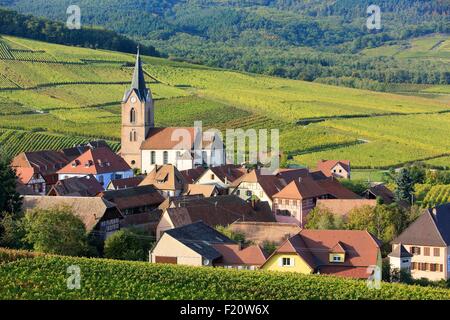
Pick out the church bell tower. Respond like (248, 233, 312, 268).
(120, 48, 154, 170)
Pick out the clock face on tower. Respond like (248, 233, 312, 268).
(131, 96, 137, 104)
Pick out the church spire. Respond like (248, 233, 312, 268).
(131, 46, 148, 101)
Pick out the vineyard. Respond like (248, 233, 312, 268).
(0, 35, 449, 167)
(0, 129, 120, 158)
(415, 184, 450, 207)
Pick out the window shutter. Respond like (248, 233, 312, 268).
(291, 258, 295, 267)
(278, 257, 283, 267)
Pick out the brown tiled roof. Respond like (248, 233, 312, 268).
(229, 222, 301, 245)
(58, 147, 131, 175)
(276, 168, 309, 183)
(263, 229, 380, 279)
(185, 184, 218, 197)
(48, 175, 104, 197)
(232, 169, 287, 199)
(388, 244, 413, 258)
(180, 167, 207, 183)
(100, 185, 165, 210)
(316, 199, 377, 216)
(316, 178, 360, 199)
(22, 195, 123, 232)
(108, 176, 144, 190)
(140, 165, 186, 191)
(212, 244, 267, 266)
(273, 176, 326, 200)
(164, 195, 276, 229)
(366, 184, 395, 204)
(392, 204, 450, 246)
(317, 266, 371, 278)
(209, 165, 247, 184)
(317, 160, 350, 176)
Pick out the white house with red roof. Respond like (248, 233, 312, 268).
(57, 147, 133, 188)
(317, 160, 351, 179)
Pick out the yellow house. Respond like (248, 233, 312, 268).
(262, 229, 382, 279)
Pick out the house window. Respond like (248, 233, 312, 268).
(434, 248, 440, 257)
(333, 256, 341, 262)
(281, 257, 293, 267)
(163, 151, 168, 164)
(211, 174, 215, 180)
(410, 246, 421, 255)
(424, 247, 430, 256)
(130, 108, 136, 123)
(246, 190, 252, 197)
(151, 151, 156, 165)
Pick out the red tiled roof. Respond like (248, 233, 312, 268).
(58, 147, 131, 175)
(141, 127, 219, 150)
(233, 170, 287, 199)
(212, 244, 267, 266)
(109, 176, 144, 190)
(209, 165, 247, 184)
(273, 176, 326, 200)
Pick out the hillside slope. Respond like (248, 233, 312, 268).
(1, 254, 450, 300)
(1, 0, 448, 89)
(0, 35, 449, 168)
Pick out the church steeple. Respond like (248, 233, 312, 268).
(130, 46, 148, 101)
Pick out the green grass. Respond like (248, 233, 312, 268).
(2, 254, 450, 300)
(351, 170, 387, 182)
(0, 35, 449, 168)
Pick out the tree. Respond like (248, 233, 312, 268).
(104, 228, 152, 261)
(0, 159, 22, 216)
(0, 212, 27, 249)
(23, 206, 90, 256)
(215, 225, 248, 245)
(394, 169, 414, 203)
(306, 207, 345, 230)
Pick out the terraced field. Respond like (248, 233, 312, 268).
(0, 35, 449, 168)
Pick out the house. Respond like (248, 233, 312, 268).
(150, 221, 236, 266)
(11, 150, 72, 194)
(151, 221, 266, 269)
(316, 199, 377, 217)
(230, 169, 287, 207)
(315, 177, 359, 199)
(120, 50, 226, 172)
(195, 164, 247, 190)
(22, 195, 123, 239)
(229, 221, 301, 245)
(185, 184, 220, 197)
(100, 185, 165, 234)
(389, 204, 450, 281)
(262, 229, 382, 279)
(106, 176, 144, 190)
(155, 195, 275, 240)
(47, 175, 104, 197)
(139, 164, 187, 197)
(317, 160, 351, 179)
(272, 177, 328, 226)
(57, 147, 133, 188)
(180, 167, 207, 184)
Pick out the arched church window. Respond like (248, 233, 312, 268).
(130, 108, 136, 123)
(129, 131, 133, 142)
(133, 131, 137, 141)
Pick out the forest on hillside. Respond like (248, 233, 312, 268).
(0, 0, 448, 89)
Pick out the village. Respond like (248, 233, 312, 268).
(6, 50, 450, 285)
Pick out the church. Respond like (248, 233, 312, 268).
(120, 50, 226, 174)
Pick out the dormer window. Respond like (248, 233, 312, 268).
(329, 242, 346, 263)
